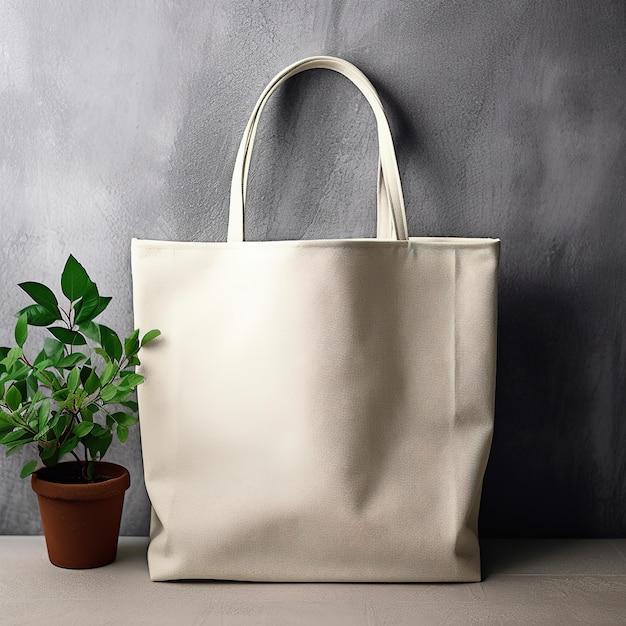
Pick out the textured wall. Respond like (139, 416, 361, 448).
(0, 1, 624, 537)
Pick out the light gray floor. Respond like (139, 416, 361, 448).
(1, 537, 625, 625)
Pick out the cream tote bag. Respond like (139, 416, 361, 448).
(132, 56, 499, 582)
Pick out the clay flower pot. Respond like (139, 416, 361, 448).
(31, 461, 130, 569)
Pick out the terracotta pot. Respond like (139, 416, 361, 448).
(31, 461, 130, 569)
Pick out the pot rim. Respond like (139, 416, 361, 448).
(31, 461, 130, 501)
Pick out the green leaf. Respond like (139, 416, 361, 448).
(52, 413, 71, 439)
(48, 327, 86, 346)
(67, 367, 80, 391)
(96, 430, 112, 457)
(33, 358, 53, 372)
(34, 426, 50, 442)
(124, 329, 140, 358)
(112, 388, 133, 403)
(116, 424, 129, 443)
(18, 304, 60, 327)
(5, 385, 22, 411)
(3, 362, 30, 383)
(5, 444, 26, 457)
(75, 292, 112, 326)
(13, 379, 27, 399)
(47, 412, 60, 432)
(33, 349, 48, 367)
(25, 374, 38, 399)
(8, 367, 30, 385)
(58, 435, 79, 458)
(36, 370, 61, 391)
(85, 424, 113, 460)
(43, 338, 64, 364)
(99, 325, 122, 361)
(79, 407, 94, 422)
(91, 424, 109, 438)
(111, 412, 138, 426)
(2, 347, 23, 370)
(90, 296, 112, 320)
(99, 362, 117, 387)
(78, 321, 100, 343)
(119, 372, 144, 388)
(19, 281, 59, 309)
(57, 353, 88, 369)
(20, 459, 38, 479)
(0, 428, 31, 446)
(14, 313, 28, 347)
(40, 446, 60, 467)
(73, 283, 98, 324)
(79, 365, 91, 385)
(141, 328, 161, 347)
(39, 445, 58, 462)
(100, 385, 117, 402)
(51, 388, 70, 402)
(0, 411, 14, 430)
(94, 347, 111, 363)
(73, 421, 95, 437)
(61, 255, 93, 302)
(34, 426, 50, 441)
(38, 399, 50, 431)
(84, 369, 100, 395)
(119, 400, 138, 412)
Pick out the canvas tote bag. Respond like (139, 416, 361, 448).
(132, 56, 499, 582)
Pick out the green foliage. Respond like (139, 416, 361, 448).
(61, 255, 92, 302)
(20, 459, 37, 479)
(141, 329, 161, 346)
(18, 304, 61, 327)
(48, 327, 87, 346)
(14, 313, 28, 348)
(0, 255, 160, 482)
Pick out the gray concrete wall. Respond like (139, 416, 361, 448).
(0, 1, 624, 537)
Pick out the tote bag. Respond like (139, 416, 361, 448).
(132, 56, 499, 582)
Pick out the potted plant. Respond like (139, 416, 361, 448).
(0, 255, 159, 568)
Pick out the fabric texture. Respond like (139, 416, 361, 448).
(132, 57, 499, 582)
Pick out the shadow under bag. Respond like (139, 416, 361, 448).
(131, 56, 499, 582)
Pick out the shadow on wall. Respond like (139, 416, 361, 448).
(480, 266, 625, 537)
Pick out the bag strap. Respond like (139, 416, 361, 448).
(228, 56, 408, 242)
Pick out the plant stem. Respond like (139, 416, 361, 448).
(55, 412, 78, 453)
(59, 307, 72, 327)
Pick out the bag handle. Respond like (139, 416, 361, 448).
(227, 56, 408, 242)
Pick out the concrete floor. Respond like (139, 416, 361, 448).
(1, 537, 625, 625)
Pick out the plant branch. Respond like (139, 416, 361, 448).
(15, 415, 38, 437)
(59, 307, 72, 328)
(56, 411, 78, 452)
